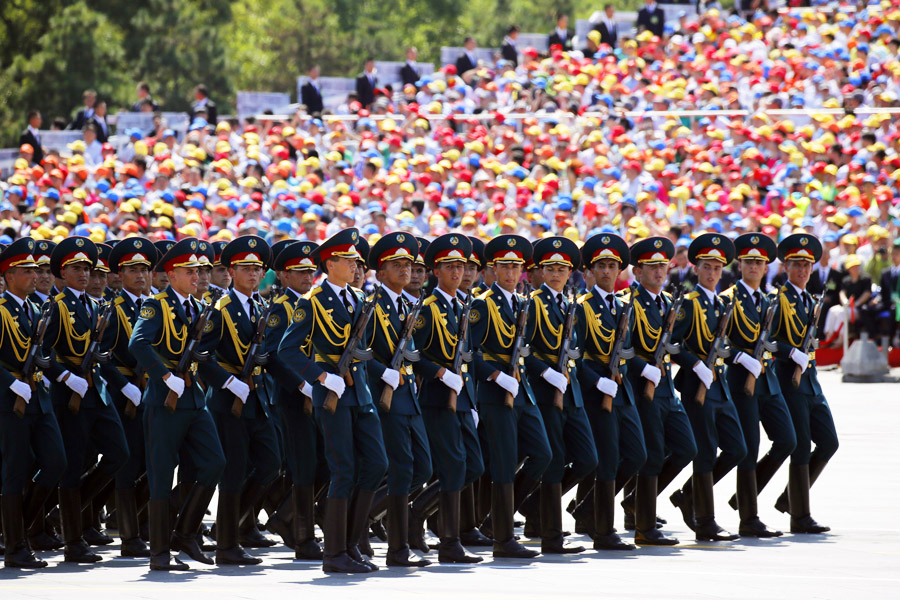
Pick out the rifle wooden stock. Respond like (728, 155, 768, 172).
(552, 389, 564, 411)
(504, 391, 514, 409)
(695, 383, 707, 406)
(643, 380, 656, 403)
(164, 387, 179, 413)
(743, 372, 758, 398)
(124, 400, 137, 419)
(68, 391, 81, 414)
(303, 396, 312, 416)
(231, 395, 244, 418)
(13, 396, 26, 418)
(447, 389, 457, 412)
(323, 390, 339, 414)
(600, 394, 612, 412)
(791, 365, 802, 390)
(379, 384, 393, 412)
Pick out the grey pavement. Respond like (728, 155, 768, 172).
(2, 368, 898, 599)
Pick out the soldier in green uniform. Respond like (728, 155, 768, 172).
(129, 238, 226, 571)
(278, 228, 388, 574)
(0, 238, 67, 569)
(721, 234, 796, 537)
(471, 234, 552, 559)
(102, 238, 156, 558)
(199, 235, 281, 565)
(668, 233, 747, 542)
(29, 240, 58, 306)
(44, 237, 130, 563)
(620, 237, 696, 546)
(402, 238, 429, 305)
(770, 233, 838, 534)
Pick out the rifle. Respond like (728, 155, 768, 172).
(378, 290, 424, 412)
(447, 291, 474, 412)
(503, 286, 533, 409)
(551, 290, 580, 411)
(695, 298, 735, 406)
(15, 304, 52, 418)
(792, 289, 825, 389)
(69, 301, 114, 414)
(643, 288, 683, 402)
(231, 298, 277, 418)
(743, 289, 779, 397)
(601, 286, 636, 412)
(164, 289, 223, 413)
(322, 285, 380, 414)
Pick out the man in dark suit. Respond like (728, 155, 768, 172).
(548, 13, 573, 51)
(637, 0, 665, 38)
(455, 37, 478, 75)
(356, 58, 378, 109)
(501, 25, 519, 66)
(18, 109, 43, 165)
(300, 65, 324, 115)
(188, 84, 217, 125)
(593, 5, 619, 47)
(878, 239, 900, 342)
(131, 82, 159, 113)
(67, 89, 97, 131)
(400, 47, 421, 88)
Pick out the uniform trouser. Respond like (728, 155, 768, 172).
(277, 399, 320, 486)
(315, 404, 388, 499)
(0, 410, 67, 494)
(114, 400, 146, 489)
(211, 409, 281, 493)
(56, 402, 129, 489)
(682, 397, 747, 475)
(479, 403, 552, 485)
(537, 403, 597, 484)
(422, 408, 484, 492)
(143, 405, 225, 499)
(783, 393, 839, 466)
(379, 410, 432, 496)
(729, 383, 796, 472)
(584, 401, 647, 482)
(635, 395, 696, 477)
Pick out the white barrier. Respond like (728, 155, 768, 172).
(439, 47, 497, 68)
(0, 149, 19, 178)
(110, 111, 190, 139)
(373, 61, 436, 86)
(236, 91, 291, 120)
(297, 76, 356, 111)
(516, 33, 549, 53)
(37, 130, 83, 152)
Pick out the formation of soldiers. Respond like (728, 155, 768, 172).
(0, 227, 839, 573)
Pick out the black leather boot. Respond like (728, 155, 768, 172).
(170, 484, 215, 564)
(292, 485, 322, 560)
(2, 494, 47, 568)
(669, 476, 695, 531)
(459, 484, 493, 546)
(437, 490, 482, 563)
(347, 489, 378, 571)
(82, 497, 113, 546)
(116, 488, 151, 557)
(592, 480, 634, 550)
(60, 488, 101, 563)
(693, 472, 738, 541)
(776, 456, 828, 514)
(385, 495, 430, 567)
(264, 492, 295, 549)
(634, 476, 678, 546)
(322, 497, 369, 573)
(148, 498, 188, 571)
(736, 469, 781, 537)
(788, 464, 830, 534)
(216, 492, 262, 565)
(237, 480, 276, 548)
(408, 482, 440, 553)
(492, 483, 538, 558)
(728, 450, 786, 510)
(539, 483, 583, 554)
(568, 479, 592, 534)
(23, 484, 59, 551)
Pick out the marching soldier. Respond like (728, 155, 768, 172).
(199, 235, 281, 565)
(402, 237, 429, 304)
(573, 233, 646, 551)
(770, 233, 839, 533)
(44, 237, 129, 563)
(367, 232, 433, 567)
(196, 240, 214, 300)
(278, 228, 388, 574)
(521, 236, 598, 554)
(209, 241, 231, 296)
(87, 243, 112, 303)
(0, 238, 66, 569)
(151, 240, 175, 295)
(29, 240, 58, 306)
(470, 234, 552, 559)
(411, 233, 484, 564)
(669, 233, 747, 541)
(102, 238, 155, 557)
(129, 238, 226, 571)
(621, 237, 697, 546)
(721, 234, 797, 537)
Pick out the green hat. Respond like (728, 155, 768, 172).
(50, 236, 97, 278)
(582, 232, 629, 266)
(425, 233, 473, 269)
(221, 235, 271, 269)
(109, 237, 156, 274)
(689, 233, 735, 266)
(368, 232, 419, 271)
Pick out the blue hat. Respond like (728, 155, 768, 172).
(0, 237, 37, 274)
(582, 232, 629, 266)
(468, 237, 486, 268)
(778, 233, 822, 263)
(154, 240, 176, 272)
(313, 228, 363, 265)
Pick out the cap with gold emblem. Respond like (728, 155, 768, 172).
(777, 232, 822, 263)
(274, 240, 319, 272)
(533, 236, 580, 269)
(221, 235, 271, 269)
(356, 236, 370, 267)
(629, 236, 674, 266)
(735, 233, 777, 264)
(33, 239, 55, 267)
(211, 241, 227, 266)
(270, 239, 296, 267)
(368, 232, 419, 271)
(109, 237, 156, 273)
(50, 236, 98, 278)
(415, 237, 430, 266)
(197, 240, 214, 268)
(425, 233, 473, 269)
(159, 237, 204, 272)
(312, 228, 363, 265)
(688, 232, 735, 265)
(469, 237, 485, 269)
(154, 240, 175, 273)
(581, 232, 630, 266)
(93, 243, 113, 273)
(0, 237, 37, 274)
(485, 234, 532, 265)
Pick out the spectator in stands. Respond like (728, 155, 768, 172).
(501, 25, 519, 66)
(301, 65, 324, 115)
(92, 100, 109, 143)
(131, 81, 160, 112)
(189, 83, 217, 125)
(356, 57, 377, 108)
(637, 0, 665, 38)
(548, 12, 572, 51)
(878, 240, 900, 345)
(824, 255, 873, 345)
(593, 5, 619, 48)
(456, 37, 478, 75)
(401, 47, 420, 88)
(18, 109, 43, 165)
(81, 122, 104, 167)
(68, 89, 97, 131)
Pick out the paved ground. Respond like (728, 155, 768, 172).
(2, 368, 898, 599)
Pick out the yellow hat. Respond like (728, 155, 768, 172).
(844, 254, 861, 269)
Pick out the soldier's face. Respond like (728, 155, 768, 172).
(380, 258, 412, 292)
(694, 259, 723, 290)
(167, 267, 199, 296)
(527, 267, 544, 289)
(739, 258, 767, 288)
(197, 266, 211, 295)
(62, 263, 91, 292)
(35, 264, 53, 293)
(325, 256, 357, 286)
(785, 259, 812, 289)
(230, 264, 263, 294)
(461, 262, 478, 291)
(211, 265, 231, 288)
(494, 262, 522, 292)
(153, 270, 169, 290)
(4, 266, 36, 297)
(542, 263, 571, 293)
(354, 261, 367, 288)
(119, 264, 149, 296)
(434, 261, 464, 292)
(88, 269, 108, 298)
(591, 258, 620, 292)
(282, 269, 315, 295)
(635, 262, 667, 292)
(408, 264, 427, 292)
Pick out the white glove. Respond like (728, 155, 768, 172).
(62, 372, 89, 398)
(381, 368, 401, 390)
(640, 364, 662, 387)
(542, 368, 568, 394)
(494, 372, 520, 398)
(321, 372, 346, 397)
(790, 348, 810, 373)
(164, 374, 185, 398)
(692, 362, 714, 390)
(439, 370, 464, 394)
(735, 351, 762, 379)
(122, 383, 142, 407)
(596, 376, 618, 397)
(224, 376, 250, 403)
(10, 380, 31, 403)
(300, 381, 313, 397)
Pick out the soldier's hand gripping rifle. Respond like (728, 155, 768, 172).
(695, 298, 735, 406)
(743, 290, 779, 397)
(69, 301, 114, 414)
(447, 291, 473, 412)
(231, 299, 277, 418)
(643, 288, 683, 402)
(601, 286, 636, 412)
(15, 304, 52, 418)
(551, 291, 580, 411)
(503, 288, 533, 409)
(164, 288, 223, 413)
(379, 290, 424, 412)
(792, 289, 825, 390)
